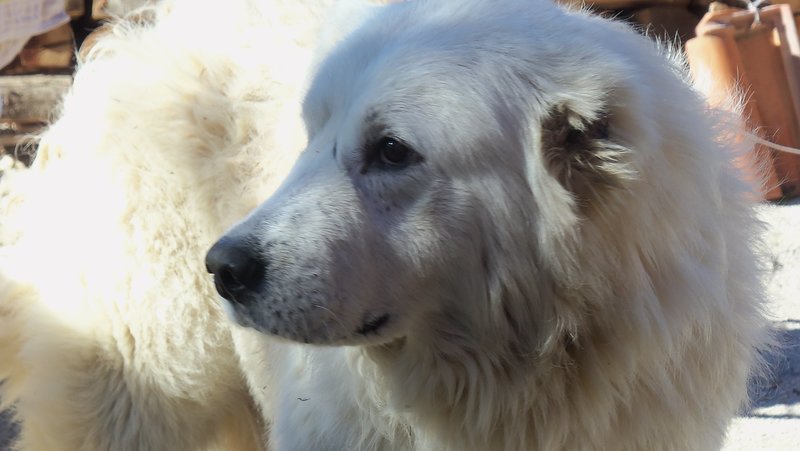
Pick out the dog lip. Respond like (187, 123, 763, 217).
(356, 313, 391, 336)
(213, 274, 236, 302)
(219, 297, 240, 324)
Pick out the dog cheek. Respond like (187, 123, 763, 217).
(386, 205, 462, 279)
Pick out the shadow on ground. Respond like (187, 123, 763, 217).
(0, 408, 18, 449)
(745, 320, 800, 419)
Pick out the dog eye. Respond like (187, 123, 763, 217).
(376, 137, 419, 169)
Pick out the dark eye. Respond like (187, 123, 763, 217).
(376, 137, 419, 168)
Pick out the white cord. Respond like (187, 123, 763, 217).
(746, 131, 800, 156)
(743, 0, 766, 25)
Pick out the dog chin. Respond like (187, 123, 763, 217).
(231, 307, 402, 347)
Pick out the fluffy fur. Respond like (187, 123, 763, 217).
(0, 0, 337, 449)
(210, 0, 770, 450)
(0, 0, 771, 449)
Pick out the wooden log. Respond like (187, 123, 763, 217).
(0, 75, 69, 161)
(21, 24, 75, 70)
(1, 24, 75, 74)
(66, 0, 86, 18)
(92, 0, 152, 21)
(0, 75, 72, 122)
(92, 0, 111, 20)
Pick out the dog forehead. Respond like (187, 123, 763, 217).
(307, 0, 617, 110)
(304, 0, 642, 159)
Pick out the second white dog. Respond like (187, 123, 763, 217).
(0, 0, 335, 449)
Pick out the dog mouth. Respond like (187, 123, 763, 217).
(356, 313, 392, 336)
(219, 296, 242, 324)
(219, 292, 395, 344)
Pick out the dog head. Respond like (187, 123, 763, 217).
(206, 0, 706, 351)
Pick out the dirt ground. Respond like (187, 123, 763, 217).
(0, 200, 798, 449)
(722, 198, 800, 450)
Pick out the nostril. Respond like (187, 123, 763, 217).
(206, 237, 266, 303)
(222, 260, 263, 293)
(219, 267, 238, 293)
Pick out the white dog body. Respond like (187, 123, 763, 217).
(208, 1, 770, 450)
(0, 0, 338, 449)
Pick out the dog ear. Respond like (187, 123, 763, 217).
(540, 105, 635, 203)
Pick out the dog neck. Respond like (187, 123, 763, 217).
(351, 290, 579, 450)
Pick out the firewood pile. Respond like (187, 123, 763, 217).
(0, 0, 149, 163)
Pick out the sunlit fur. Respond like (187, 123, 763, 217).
(218, 0, 770, 449)
(0, 0, 335, 449)
(0, 0, 771, 449)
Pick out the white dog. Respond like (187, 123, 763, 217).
(208, 0, 770, 449)
(0, 0, 339, 449)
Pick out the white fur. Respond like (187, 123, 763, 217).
(0, 0, 771, 449)
(215, 0, 770, 449)
(0, 0, 337, 449)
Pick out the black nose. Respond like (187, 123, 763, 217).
(205, 237, 265, 304)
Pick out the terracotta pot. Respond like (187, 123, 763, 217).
(686, 4, 800, 200)
(686, 32, 783, 200)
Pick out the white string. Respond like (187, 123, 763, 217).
(706, 0, 800, 156)
(746, 131, 800, 156)
(742, 0, 766, 26)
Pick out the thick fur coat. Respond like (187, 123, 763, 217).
(210, 1, 771, 450)
(0, 0, 334, 449)
(0, 0, 769, 450)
